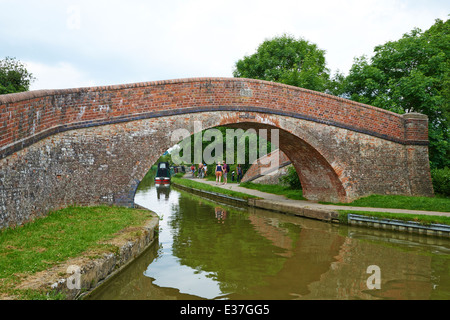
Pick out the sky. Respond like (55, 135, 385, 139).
(1, 0, 448, 91)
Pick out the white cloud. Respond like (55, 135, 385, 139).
(26, 61, 96, 91)
(3, 0, 447, 90)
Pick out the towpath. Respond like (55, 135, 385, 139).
(183, 176, 450, 218)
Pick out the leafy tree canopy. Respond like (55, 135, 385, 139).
(336, 18, 449, 169)
(233, 34, 331, 92)
(0, 57, 35, 95)
(233, 20, 449, 169)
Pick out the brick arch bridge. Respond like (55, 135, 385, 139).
(0, 78, 433, 229)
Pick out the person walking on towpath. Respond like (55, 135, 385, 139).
(198, 163, 204, 179)
(223, 162, 229, 185)
(215, 162, 223, 184)
(237, 164, 243, 183)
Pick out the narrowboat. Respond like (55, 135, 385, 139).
(154, 162, 171, 184)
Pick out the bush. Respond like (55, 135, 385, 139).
(431, 167, 450, 197)
(279, 166, 302, 190)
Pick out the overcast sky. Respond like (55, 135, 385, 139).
(1, 0, 448, 91)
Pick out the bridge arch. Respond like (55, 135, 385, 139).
(216, 119, 347, 203)
(131, 115, 348, 203)
(0, 78, 433, 229)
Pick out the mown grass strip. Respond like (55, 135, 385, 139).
(0, 205, 154, 299)
(322, 194, 450, 213)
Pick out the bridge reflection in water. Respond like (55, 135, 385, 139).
(87, 176, 450, 300)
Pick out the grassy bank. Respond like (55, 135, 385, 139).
(239, 182, 306, 200)
(0, 205, 155, 300)
(171, 174, 260, 200)
(321, 194, 450, 213)
(237, 181, 449, 213)
(238, 182, 449, 225)
(173, 176, 450, 228)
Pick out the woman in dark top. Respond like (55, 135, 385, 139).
(215, 162, 223, 184)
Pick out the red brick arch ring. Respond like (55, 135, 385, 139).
(0, 78, 433, 228)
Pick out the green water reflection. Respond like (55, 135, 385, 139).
(88, 176, 450, 300)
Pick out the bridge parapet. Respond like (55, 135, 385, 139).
(0, 78, 434, 230)
(0, 78, 425, 160)
(403, 112, 429, 142)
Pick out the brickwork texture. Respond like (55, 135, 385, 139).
(0, 78, 434, 229)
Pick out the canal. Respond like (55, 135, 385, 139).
(88, 175, 450, 300)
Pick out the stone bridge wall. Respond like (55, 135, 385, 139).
(0, 78, 433, 229)
(0, 78, 429, 157)
(241, 149, 292, 184)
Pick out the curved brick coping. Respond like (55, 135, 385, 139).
(0, 105, 427, 160)
(243, 160, 293, 183)
(0, 77, 402, 114)
(0, 78, 427, 160)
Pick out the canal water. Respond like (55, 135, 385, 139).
(88, 176, 450, 300)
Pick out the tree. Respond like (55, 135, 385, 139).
(336, 18, 450, 169)
(0, 57, 35, 94)
(174, 126, 272, 176)
(233, 34, 331, 92)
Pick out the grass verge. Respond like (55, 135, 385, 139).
(173, 176, 450, 227)
(0, 205, 154, 300)
(171, 174, 260, 200)
(237, 182, 449, 225)
(321, 194, 450, 213)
